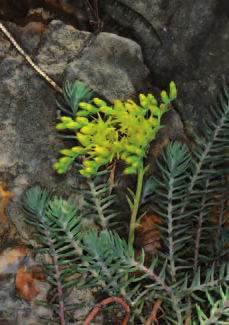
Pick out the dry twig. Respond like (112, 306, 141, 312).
(83, 297, 130, 325)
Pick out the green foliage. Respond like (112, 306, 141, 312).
(22, 187, 84, 324)
(194, 285, 229, 325)
(56, 81, 94, 119)
(22, 82, 229, 324)
(74, 172, 119, 230)
(54, 80, 177, 176)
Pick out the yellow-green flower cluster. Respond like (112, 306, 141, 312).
(54, 82, 177, 176)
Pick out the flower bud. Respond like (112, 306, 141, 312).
(60, 116, 73, 123)
(72, 146, 86, 154)
(132, 160, 142, 168)
(82, 104, 98, 113)
(85, 167, 97, 175)
(79, 169, 91, 177)
(59, 157, 72, 164)
(140, 100, 146, 107)
(120, 152, 130, 160)
(60, 149, 75, 156)
(125, 145, 138, 153)
(53, 162, 60, 170)
(125, 155, 140, 164)
(149, 95, 157, 106)
(93, 98, 107, 107)
(83, 160, 98, 168)
(56, 123, 67, 130)
(99, 107, 113, 114)
(169, 81, 177, 100)
(76, 117, 88, 125)
(161, 91, 170, 104)
(76, 110, 90, 117)
(139, 94, 146, 107)
(160, 103, 167, 112)
(79, 103, 88, 109)
(66, 122, 81, 129)
(124, 166, 137, 174)
(57, 168, 65, 174)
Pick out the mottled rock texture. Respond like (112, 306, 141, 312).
(100, 0, 229, 127)
(0, 19, 157, 242)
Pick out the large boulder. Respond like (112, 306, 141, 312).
(100, 0, 229, 128)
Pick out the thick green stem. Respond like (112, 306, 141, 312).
(128, 162, 145, 256)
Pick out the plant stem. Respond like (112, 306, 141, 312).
(128, 162, 144, 256)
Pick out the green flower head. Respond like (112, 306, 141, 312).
(54, 81, 177, 176)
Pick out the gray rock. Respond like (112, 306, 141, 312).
(100, 0, 228, 129)
(0, 19, 156, 242)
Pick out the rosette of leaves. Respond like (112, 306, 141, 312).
(56, 80, 94, 119)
